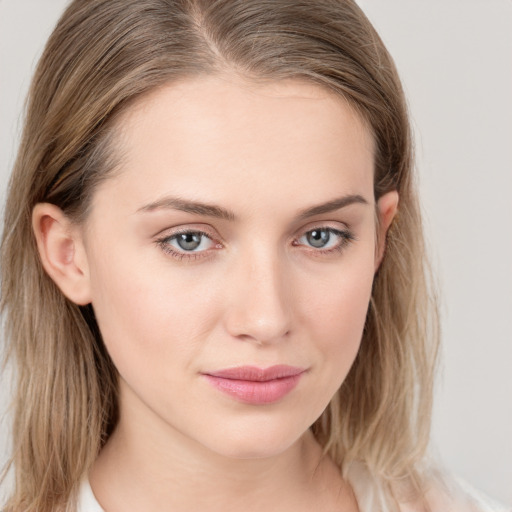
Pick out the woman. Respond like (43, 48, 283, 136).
(0, 1, 507, 511)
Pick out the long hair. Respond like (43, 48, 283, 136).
(1, 1, 439, 510)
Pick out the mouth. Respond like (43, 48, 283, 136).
(202, 365, 306, 405)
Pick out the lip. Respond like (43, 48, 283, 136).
(202, 365, 306, 405)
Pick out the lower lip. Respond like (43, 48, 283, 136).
(203, 374, 303, 405)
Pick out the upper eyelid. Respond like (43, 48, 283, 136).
(290, 220, 352, 242)
(156, 222, 352, 240)
(153, 213, 352, 235)
(296, 217, 351, 231)
(155, 224, 219, 240)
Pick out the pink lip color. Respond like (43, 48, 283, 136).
(203, 365, 305, 405)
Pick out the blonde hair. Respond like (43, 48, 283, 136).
(1, 1, 439, 510)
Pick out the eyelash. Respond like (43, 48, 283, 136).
(155, 226, 356, 262)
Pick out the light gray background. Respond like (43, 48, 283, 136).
(1, 0, 511, 505)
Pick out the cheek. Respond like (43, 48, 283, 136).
(300, 252, 375, 381)
(304, 252, 374, 335)
(87, 245, 223, 384)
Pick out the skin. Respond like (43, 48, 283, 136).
(33, 75, 398, 512)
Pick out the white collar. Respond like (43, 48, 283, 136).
(77, 479, 105, 512)
(77, 466, 507, 512)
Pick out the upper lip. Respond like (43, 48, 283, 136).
(204, 365, 306, 382)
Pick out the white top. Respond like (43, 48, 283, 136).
(77, 467, 510, 512)
(77, 479, 104, 512)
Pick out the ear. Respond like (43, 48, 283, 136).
(375, 190, 399, 271)
(32, 203, 92, 305)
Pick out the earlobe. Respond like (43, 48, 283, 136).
(375, 190, 399, 271)
(32, 203, 92, 305)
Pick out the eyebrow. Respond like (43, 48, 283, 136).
(137, 193, 369, 221)
(138, 196, 236, 221)
(297, 194, 369, 219)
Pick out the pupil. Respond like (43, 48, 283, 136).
(307, 229, 330, 248)
(177, 232, 201, 251)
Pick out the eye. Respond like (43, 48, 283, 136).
(172, 232, 212, 252)
(156, 229, 219, 260)
(295, 227, 354, 252)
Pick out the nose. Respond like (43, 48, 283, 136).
(223, 248, 293, 345)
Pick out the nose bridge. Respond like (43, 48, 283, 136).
(223, 243, 292, 344)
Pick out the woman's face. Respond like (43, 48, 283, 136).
(71, 76, 396, 458)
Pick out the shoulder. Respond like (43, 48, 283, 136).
(346, 460, 509, 512)
(421, 468, 509, 512)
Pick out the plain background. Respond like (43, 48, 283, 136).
(0, 0, 511, 506)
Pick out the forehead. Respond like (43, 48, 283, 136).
(93, 75, 375, 217)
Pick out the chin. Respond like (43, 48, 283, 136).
(198, 417, 309, 461)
